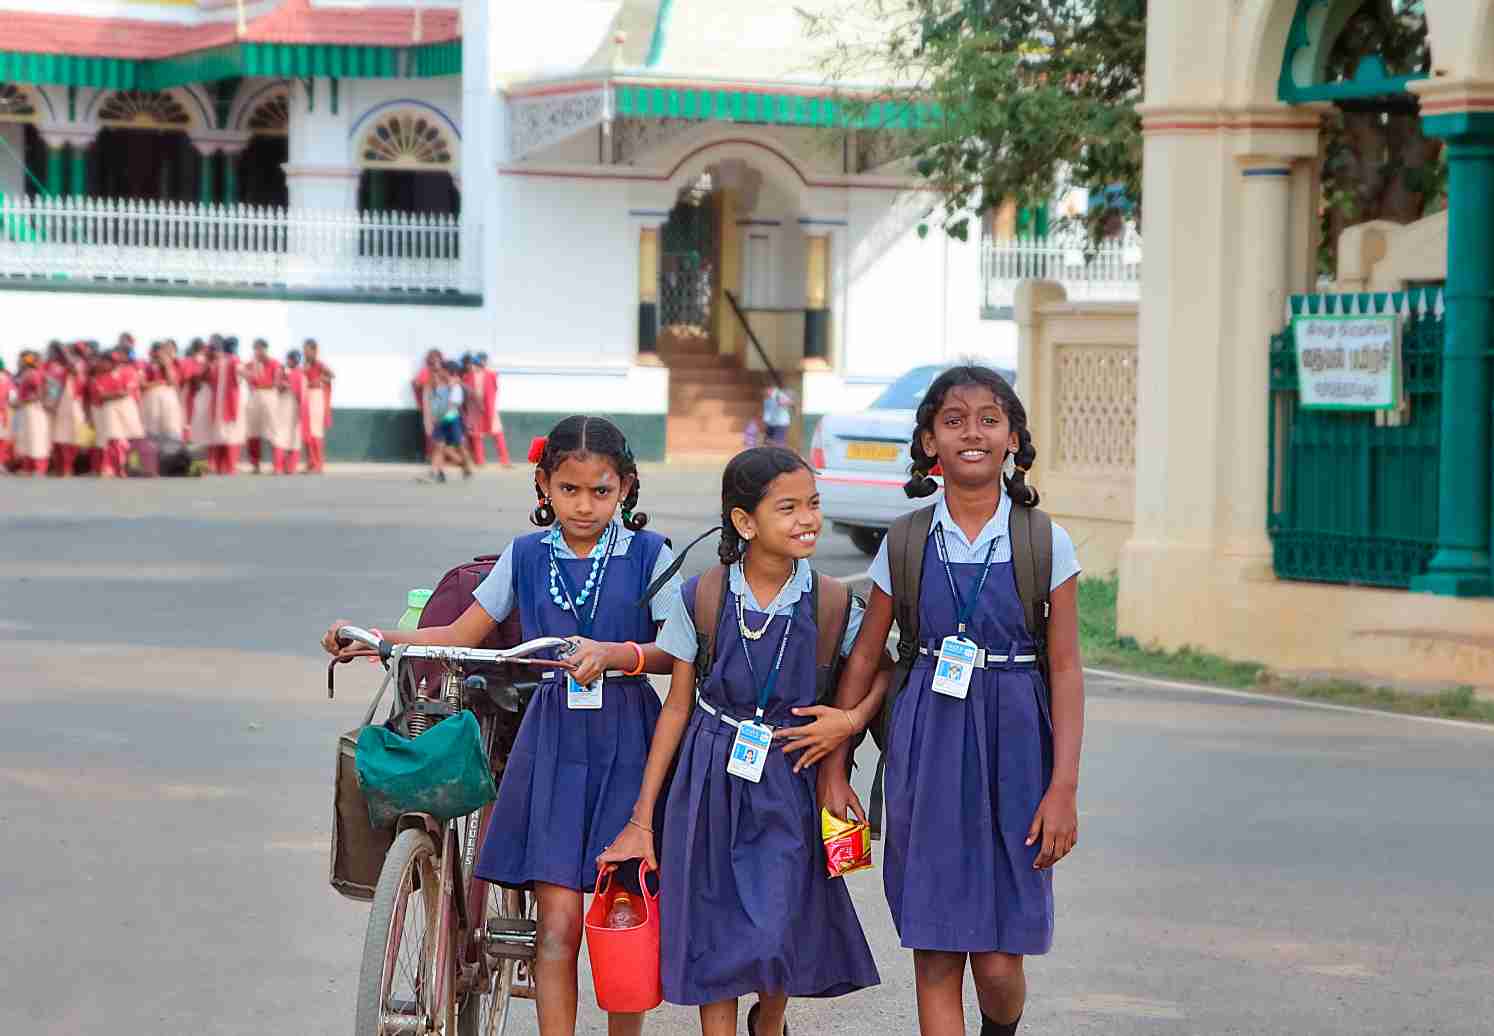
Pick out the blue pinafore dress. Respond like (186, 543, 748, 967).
(474, 529, 666, 892)
(882, 535, 1056, 954)
(658, 576, 881, 1006)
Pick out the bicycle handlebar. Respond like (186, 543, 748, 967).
(335, 626, 573, 665)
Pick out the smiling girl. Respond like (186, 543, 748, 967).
(601, 447, 881, 1036)
(816, 366, 1085, 1036)
(321, 415, 683, 1036)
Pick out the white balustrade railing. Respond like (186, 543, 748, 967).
(0, 196, 476, 295)
(982, 228, 1142, 311)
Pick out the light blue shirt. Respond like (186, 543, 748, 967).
(868, 493, 1081, 597)
(656, 559, 865, 663)
(472, 518, 683, 625)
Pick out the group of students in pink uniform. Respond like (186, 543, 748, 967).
(1, 334, 334, 477)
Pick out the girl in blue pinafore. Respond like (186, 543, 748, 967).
(322, 415, 683, 1036)
(814, 366, 1087, 1036)
(600, 447, 880, 1036)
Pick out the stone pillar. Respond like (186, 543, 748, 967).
(44, 143, 64, 198)
(1411, 97, 1494, 595)
(222, 149, 242, 206)
(365, 169, 387, 213)
(638, 223, 662, 359)
(1224, 155, 1295, 570)
(67, 143, 90, 197)
(803, 233, 830, 364)
(197, 149, 218, 205)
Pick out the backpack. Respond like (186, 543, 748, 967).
(687, 564, 856, 714)
(409, 554, 525, 712)
(866, 502, 1054, 836)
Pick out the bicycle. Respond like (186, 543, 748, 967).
(330, 625, 571, 1036)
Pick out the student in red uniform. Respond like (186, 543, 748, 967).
(470, 352, 512, 467)
(301, 338, 333, 473)
(244, 338, 280, 474)
(142, 341, 185, 440)
(188, 339, 219, 460)
(44, 342, 86, 478)
(13, 351, 50, 475)
(0, 357, 13, 471)
(412, 348, 442, 461)
(273, 349, 306, 474)
(211, 338, 246, 475)
(112, 344, 146, 445)
(88, 352, 130, 478)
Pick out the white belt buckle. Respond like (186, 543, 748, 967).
(974, 647, 988, 669)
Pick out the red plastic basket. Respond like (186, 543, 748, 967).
(584, 861, 663, 1013)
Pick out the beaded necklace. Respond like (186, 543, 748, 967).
(735, 560, 798, 641)
(548, 521, 617, 619)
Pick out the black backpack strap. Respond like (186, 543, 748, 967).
(1009, 505, 1054, 688)
(868, 504, 936, 840)
(691, 564, 730, 695)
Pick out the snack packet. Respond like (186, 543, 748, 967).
(821, 808, 873, 878)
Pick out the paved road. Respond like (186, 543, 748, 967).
(2, 467, 1491, 1035)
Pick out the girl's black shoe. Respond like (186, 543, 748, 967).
(746, 1001, 788, 1036)
(980, 1012, 1021, 1036)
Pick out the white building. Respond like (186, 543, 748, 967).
(0, 0, 1126, 459)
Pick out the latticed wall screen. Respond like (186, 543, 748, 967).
(1267, 292, 1444, 589)
(1053, 344, 1137, 472)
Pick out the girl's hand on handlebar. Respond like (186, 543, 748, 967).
(321, 620, 363, 657)
(565, 637, 614, 687)
(597, 820, 657, 873)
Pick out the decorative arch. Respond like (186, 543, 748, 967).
(659, 133, 813, 216)
(0, 82, 40, 124)
(230, 79, 291, 134)
(349, 100, 460, 171)
(1277, 0, 1431, 104)
(93, 89, 196, 131)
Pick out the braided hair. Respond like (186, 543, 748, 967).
(904, 365, 1040, 508)
(529, 415, 649, 531)
(717, 446, 813, 565)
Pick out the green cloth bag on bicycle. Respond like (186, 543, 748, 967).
(355, 711, 497, 829)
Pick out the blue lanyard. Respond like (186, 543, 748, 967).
(932, 523, 998, 635)
(739, 597, 796, 720)
(549, 524, 614, 639)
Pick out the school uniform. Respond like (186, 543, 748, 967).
(14, 369, 50, 467)
(867, 493, 1080, 955)
(271, 366, 306, 473)
(188, 370, 215, 448)
(141, 363, 185, 440)
(302, 361, 332, 472)
(653, 561, 881, 1005)
(0, 371, 12, 466)
(244, 358, 280, 467)
(116, 364, 146, 441)
(472, 519, 683, 893)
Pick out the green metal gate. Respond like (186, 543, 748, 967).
(1267, 290, 1443, 589)
(659, 192, 716, 333)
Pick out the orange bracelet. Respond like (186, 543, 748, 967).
(623, 641, 647, 677)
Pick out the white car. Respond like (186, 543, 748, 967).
(810, 363, 1016, 556)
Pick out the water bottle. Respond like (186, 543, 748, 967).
(604, 892, 641, 929)
(397, 588, 433, 632)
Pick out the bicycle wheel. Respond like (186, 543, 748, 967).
(460, 885, 533, 1036)
(354, 827, 442, 1036)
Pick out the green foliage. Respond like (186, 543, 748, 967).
(804, 0, 1144, 242)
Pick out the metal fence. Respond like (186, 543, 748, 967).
(1267, 289, 1445, 590)
(981, 228, 1142, 310)
(0, 196, 473, 294)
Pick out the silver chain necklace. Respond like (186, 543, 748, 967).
(736, 562, 797, 640)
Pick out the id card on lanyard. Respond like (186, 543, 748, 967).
(725, 600, 794, 784)
(929, 524, 997, 701)
(550, 526, 615, 710)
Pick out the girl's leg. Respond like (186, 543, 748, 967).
(699, 998, 738, 1036)
(532, 882, 584, 1036)
(495, 429, 511, 466)
(913, 949, 968, 1036)
(969, 952, 1025, 1034)
(751, 993, 789, 1036)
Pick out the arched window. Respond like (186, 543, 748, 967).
(245, 91, 290, 137)
(97, 90, 192, 130)
(356, 108, 459, 216)
(241, 87, 290, 208)
(0, 83, 38, 123)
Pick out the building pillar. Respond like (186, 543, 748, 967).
(638, 223, 662, 359)
(222, 149, 242, 206)
(198, 149, 218, 205)
(1224, 155, 1295, 570)
(67, 143, 90, 197)
(0, 123, 27, 200)
(365, 169, 386, 213)
(803, 233, 830, 364)
(44, 143, 64, 198)
(1410, 103, 1494, 596)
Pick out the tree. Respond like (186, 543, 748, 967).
(806, 0, 1145, 242)
(810, 0, 1444, 272)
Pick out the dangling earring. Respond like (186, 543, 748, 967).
(1002, 451, 1016, 480)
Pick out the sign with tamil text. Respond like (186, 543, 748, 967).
(1291, 314, 1401, 411)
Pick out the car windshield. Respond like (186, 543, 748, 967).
(870, 366, 944, 410)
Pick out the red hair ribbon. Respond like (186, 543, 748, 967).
(527, 436, 548, 464)
(930, 462, 943, 477)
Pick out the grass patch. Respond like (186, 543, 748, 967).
(1077, 576, 1494, 724)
